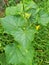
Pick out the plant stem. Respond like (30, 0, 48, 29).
(22, 0, 25, 17)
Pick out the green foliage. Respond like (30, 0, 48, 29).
(0, 0, 49, 65)
(5, 43, 34, 65)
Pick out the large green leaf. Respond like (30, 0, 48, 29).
(13, 28, 36, 48)
(5, 43, 34, 65)
(1, 16, 27, 34)
(24, 1, 38, 11)
(6, 3, 23, 16)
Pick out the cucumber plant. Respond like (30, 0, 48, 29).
(0, 0, 49, 65)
